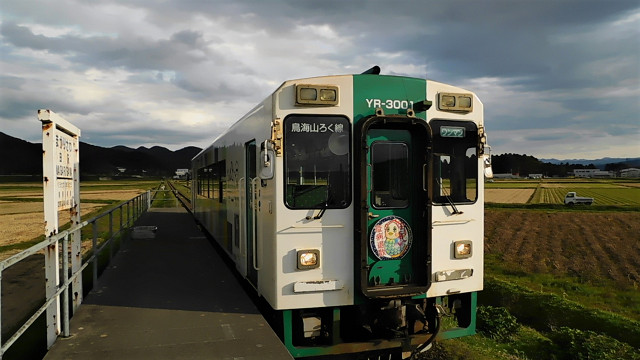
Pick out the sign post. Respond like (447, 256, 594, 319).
(39, 109, 81, 348)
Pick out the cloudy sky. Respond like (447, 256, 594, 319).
(1, 0, 639, 159)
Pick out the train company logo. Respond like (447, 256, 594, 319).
(370, 216, 412, 260)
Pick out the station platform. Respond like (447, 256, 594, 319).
(44, 207, 293, 360)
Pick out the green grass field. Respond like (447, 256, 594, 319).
(532, 186, 640, 205)
(487, 178, 640, 206)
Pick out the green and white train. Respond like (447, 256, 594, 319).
(192, 67, 492, 358)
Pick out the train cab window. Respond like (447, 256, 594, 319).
(432, 120, 478, 204)
(371, 142, 409, 208)
(284, 115, 351, 209)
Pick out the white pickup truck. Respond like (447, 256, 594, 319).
(564, 192, 594, 205)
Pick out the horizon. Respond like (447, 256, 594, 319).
(2, 130, 638, 163)
(1, 1, 639, 159)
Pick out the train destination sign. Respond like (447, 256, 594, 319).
(289, 121, 345, 134)
(440, 126, 465, 138)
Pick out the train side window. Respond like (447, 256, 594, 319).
(197, 166, 213, 198)
(218, 160, 226, 202)
(284, 115, 351, 209)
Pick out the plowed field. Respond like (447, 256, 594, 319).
(485, 189, 534, 203)
(485, 210, 640, 288)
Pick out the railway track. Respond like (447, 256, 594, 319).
(166, 180, 192, 211)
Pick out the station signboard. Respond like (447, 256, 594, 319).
(38, 109, 81, 348)
(39, 109, 81, 231)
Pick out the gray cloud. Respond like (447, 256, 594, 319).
(1, 22, 213, 71)
(1, 0, 638, 157)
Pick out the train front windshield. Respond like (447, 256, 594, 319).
(284, 115, 351, 209)
(431, 120, 479, 204)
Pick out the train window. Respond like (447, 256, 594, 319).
(284, 115, 351, 209)
(218, 160, 226, 202)
(196, 160, 225, 201)
(432, 120, 478, 204)
(371, 142, 409, 208)
(197, 166, 213, 198)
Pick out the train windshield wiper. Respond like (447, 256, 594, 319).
(444, 194, 463, 215)
(313, 206, 327, 220)
(437, 178, 463, 215)
(304, 185, 331, 220)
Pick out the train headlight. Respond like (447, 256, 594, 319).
(299, 88, 317, 101)
(319, 88, 336, 101)
(454, 240, 472, 259)
(295, 84, 339, 106)
(297, 249, 320, 269)
(438, 92, 473, 112)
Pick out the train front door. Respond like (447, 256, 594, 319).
(245, 140, 258, 288)
(357, 116, 431, 298)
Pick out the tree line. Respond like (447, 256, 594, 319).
(492, 153, 597, 177)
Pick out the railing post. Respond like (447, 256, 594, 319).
(0, 264, 3, 357)
(62, 234, 70, 337)
(71, 227, 82, 313)
(45, 238, 60, 348)
(109, 212, 114, 261)
(92, 222, 98, 288)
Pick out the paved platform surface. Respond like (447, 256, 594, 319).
(44, 207, 292, 360)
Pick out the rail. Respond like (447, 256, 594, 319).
(0, 189, 166, 359)
(166, 180, 192, 211)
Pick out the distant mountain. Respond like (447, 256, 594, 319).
(0, 132, 42, 175)
(3, 130, 636, 178)
(0, 132, 201, 177)
(540, 157, 640, 170)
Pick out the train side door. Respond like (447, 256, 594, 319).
(356, 116, 431, 298)
(245, 140, 258, 288)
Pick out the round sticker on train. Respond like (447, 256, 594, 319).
(370, 216, 412, 260)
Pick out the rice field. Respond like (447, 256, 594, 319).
(0, 180, 158, 259)
(532, 187, 640, 205)
(485, 179, 640, 205)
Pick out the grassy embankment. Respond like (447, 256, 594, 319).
(430, 179, 640, 360)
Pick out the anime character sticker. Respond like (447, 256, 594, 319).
(370, 216, 412, 260)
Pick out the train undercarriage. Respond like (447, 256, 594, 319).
(272, 293, 476, 359)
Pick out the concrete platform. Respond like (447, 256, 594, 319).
(44, 207, 292, 360)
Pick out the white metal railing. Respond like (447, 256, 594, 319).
(0, 189, 161, 359)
